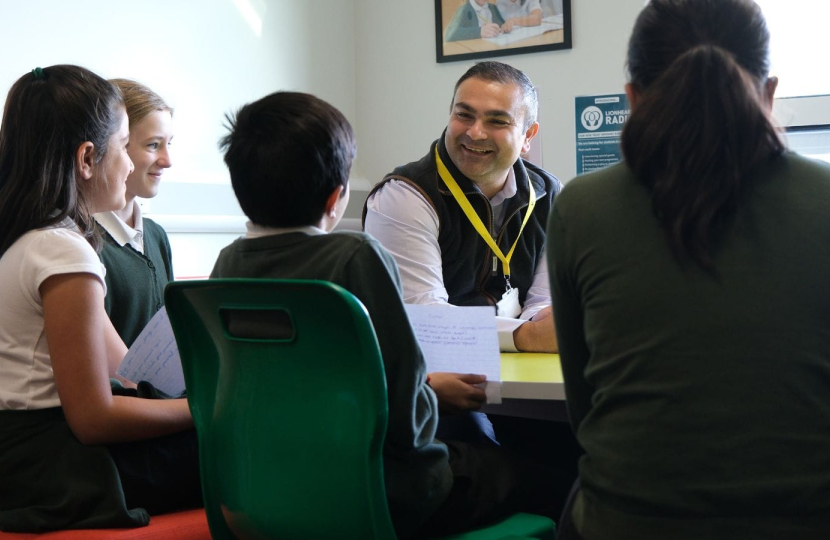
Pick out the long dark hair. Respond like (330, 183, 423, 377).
(621, 0, 785, 269)
(0, 65, 123, 256)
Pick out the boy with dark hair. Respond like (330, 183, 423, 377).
(213, 91, 558, 538)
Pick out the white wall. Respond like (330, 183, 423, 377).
(0, 0, 359, 278)
(350, 0, 830, 186)
(352, 0, 646, 186)
(0, 0, 356, 189)
(170, 1, 830, 276)
(0, 0, 647, 277)
(12, 1, 819, 277)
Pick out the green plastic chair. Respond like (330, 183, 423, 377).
(433, 514, 556, 540)
(165, 278, 556, 540)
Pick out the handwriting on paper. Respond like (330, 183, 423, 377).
(116, 307, 184, 396)
(404, 304, 502, 403)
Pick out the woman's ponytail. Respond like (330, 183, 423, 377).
(622, 0, 784, 270)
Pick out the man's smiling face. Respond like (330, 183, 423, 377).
(444, 76, 535, 195)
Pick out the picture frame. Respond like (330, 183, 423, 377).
(435, 0, 572, 63)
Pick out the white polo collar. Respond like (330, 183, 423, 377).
(94, 204, 144, 253)
(469, 0, 492, 23)
(245, 221, 326, 239)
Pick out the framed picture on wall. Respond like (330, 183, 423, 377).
(435, 0, 572, 63)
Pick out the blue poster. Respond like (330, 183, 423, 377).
(574, 94, 630, 175)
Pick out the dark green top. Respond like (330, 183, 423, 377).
(444, 2, 506, 42)
(0, 380, 179, 532)
(98, 218, 174, 346)
(364, 136, 559, 308)
(211, 230, 452, 538)
(547, 153, 830, 539)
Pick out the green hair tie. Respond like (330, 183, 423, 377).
(31, 67, 45, 80)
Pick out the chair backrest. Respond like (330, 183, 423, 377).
(165, 279, 397, 540)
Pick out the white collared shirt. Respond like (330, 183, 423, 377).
(495, 0, 542, 21)
(469, 0, 493, 25)
(94, 204, 145, 254)
(364, 168, 551, 352)
(245, 222, 326, 239)
(0, 217, 106, 410)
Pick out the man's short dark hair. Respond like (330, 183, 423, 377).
(451, 61, 538, 129)
(220, 91, 356, 228)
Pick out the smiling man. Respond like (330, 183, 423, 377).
(363, 61, 561, 356)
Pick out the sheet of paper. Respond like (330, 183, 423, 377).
(484, 16, 563, 47)
(116, 307, 184, 396)
(404, 304, 502, 404)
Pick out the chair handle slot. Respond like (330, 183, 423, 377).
(220, 308, 295, 341)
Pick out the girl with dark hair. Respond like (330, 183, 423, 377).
(547, 1, 830, 539)
(0, 65, 200, 533)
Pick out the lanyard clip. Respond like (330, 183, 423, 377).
(504, 275, 512, 291)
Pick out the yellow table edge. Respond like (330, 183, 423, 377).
(499, 353, 564, 401)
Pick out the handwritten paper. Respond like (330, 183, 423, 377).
(405, 304, 501, 403)
(116, 307, 184, 396)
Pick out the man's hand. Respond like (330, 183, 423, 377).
(480, 23, 502, 38)
(428, 372, 487, 413)
(513, 306, 558, 353)
(501, 20, 515, 33)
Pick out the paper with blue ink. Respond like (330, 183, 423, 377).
(116, 307, 184, 396)
(404, 304, 501, 403)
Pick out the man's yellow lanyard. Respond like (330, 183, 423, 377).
(435, 147, 536, 286)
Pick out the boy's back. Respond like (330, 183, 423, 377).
(211, 228, 452, 536)
(215, 90, 561, 538)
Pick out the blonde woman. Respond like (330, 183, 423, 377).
(95, 79, 174, 346)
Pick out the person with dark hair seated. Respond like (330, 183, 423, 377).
(363, 60, 577, 504)
(211, 91, 559, 539)
(548, 1, 830, 539)
(0, 65, 199, 533)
